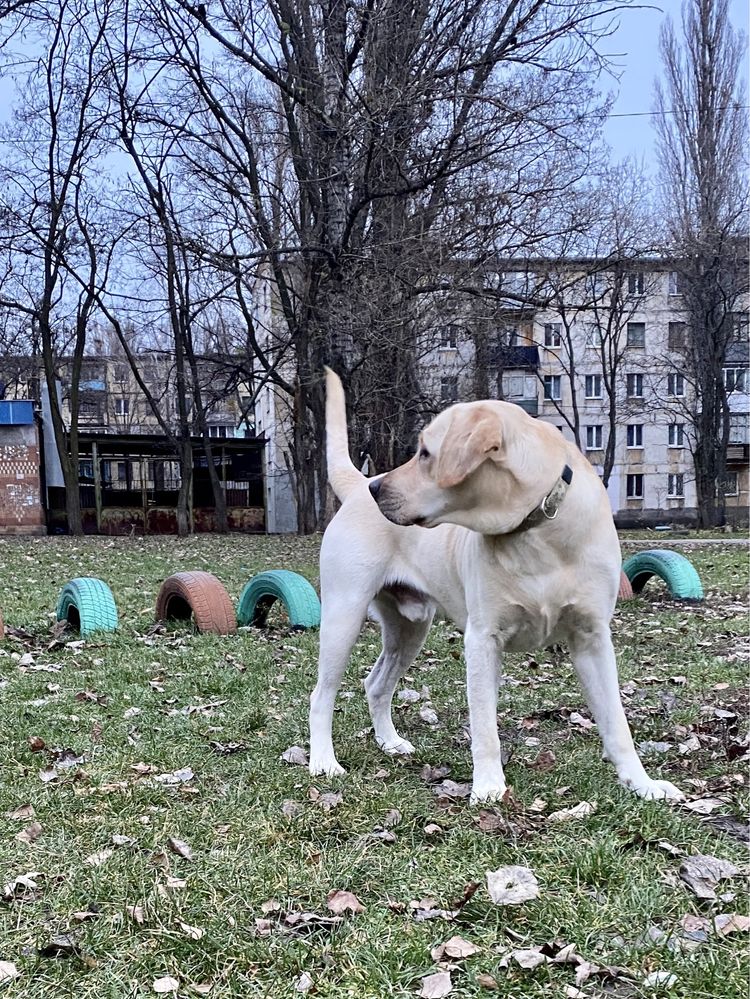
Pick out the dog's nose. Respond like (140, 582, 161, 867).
(368, 477, 382, 500)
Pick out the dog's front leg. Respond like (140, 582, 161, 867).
(569, 627, 683, 801)
(464, 622, 507, 804)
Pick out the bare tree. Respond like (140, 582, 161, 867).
(132, 0, 634, 531)
(0, 0, 115, 534)
(654, 0, 749, 527)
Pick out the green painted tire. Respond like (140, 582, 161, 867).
(237, 570, 321, 630)
(622, 549, 703, 601)
(56, 577, 119, 636)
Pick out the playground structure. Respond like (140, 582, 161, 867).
(0, 548, 703, 640)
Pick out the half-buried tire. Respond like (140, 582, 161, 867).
(622, 549, 703, 601)
(237, 570, 321, 630)
(156, 571, 237, 635)
(56, 577, 119, 637)
(618, 570, 634, 601)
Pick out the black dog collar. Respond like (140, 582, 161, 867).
(507, 464, 573, 535)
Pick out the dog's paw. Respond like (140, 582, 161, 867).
(624, 776, 684, 801)
(377, 736, 416, 757)
(470, 781, 508, 805)
(309, 756, 346, 778)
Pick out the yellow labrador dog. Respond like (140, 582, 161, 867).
(309, 368, 683, 803)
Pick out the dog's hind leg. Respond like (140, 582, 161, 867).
(366, 594, 434, 756)
(309, 596, 368, 777)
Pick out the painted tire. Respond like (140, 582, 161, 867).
(156, 571, 237, 635)
(237, 570, 321, 630)
(622, 549, 704, 601)
(618, 570, 634, 601)
(56, 578, 119, 637)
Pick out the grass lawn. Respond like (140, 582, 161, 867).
(0, 534, 747, 999)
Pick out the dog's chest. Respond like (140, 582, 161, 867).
(497, 600, 568, 651)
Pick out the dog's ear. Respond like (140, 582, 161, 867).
(436, 410, 503, 488)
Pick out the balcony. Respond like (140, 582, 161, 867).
(513, 398, 538, 416)
(727, 444, 749, 467)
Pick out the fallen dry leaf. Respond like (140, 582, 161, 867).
(318, 792, 343, 812)
(0, 961, 19, 984)
(154, 767, 194, 785)
(418, 970, 453, 998)
(547, 801, 597, 824)
(419, 705, 439, 725)
(280, 746, 308, 766)
(643, 971, 677, 988)
(178, 920, 204, 940)
(511, 947, 547, 970)
(167, 837, 193, 861)
(486, 866, 540, 905)
(5, 804, 35, 821)
(431, 935, 481, 961)
(568, 712, 595, 730)
(126, 904, 145, 924)
(282, 800, 303, 819)
(153, 976, 179, 993)
(682, 797, 724, 815)
(679, 854, 741, 900)
(326, 889, 364, 914)
(294, 971, 313, 993)
(531, 749, 556, 771)
(713, 913, 750, 936)
(433, 780, 471, 800)
(27, 736, 46, 752)
(84, 848, 114, 867)
(15, 822, 42, 845)
(476, 972, 499, 989)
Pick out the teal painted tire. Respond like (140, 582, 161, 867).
(237, 570, 320, 630)
(622, 549, 703, 601)
(56, 577, 119, 636)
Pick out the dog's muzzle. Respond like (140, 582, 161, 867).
(368, 478, 382, 500)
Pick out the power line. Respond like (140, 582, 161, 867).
(606, 103, 749, 119)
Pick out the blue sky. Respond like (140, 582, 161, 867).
(602, 0, 749, 168)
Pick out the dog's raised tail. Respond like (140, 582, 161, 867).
(325, 367, 365, 502)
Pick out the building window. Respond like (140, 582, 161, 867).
(626, 473, 643, 499)
(208, 425, 234, 438)
(440, 326, 458, 349)
(627, 424, 643, 448)
(544, 323, 562, 348)
(668, 271, 685, 296)
(626, 322, 646, 348)
(730, 414, 749, 443)
(507, 375, 525, 398)
(585, 324, 602, 348)
(668, 423, 685, 447)
(667, 473, 684, 498)
(114, 397, 129, 417)
(724, 368, 748, 393)
(626, 373, 644, 398)
(441, 377, 458, 403)
(668, 322, 686, 350)
(724, 471, 739, 496)
(543, 375, 561, 401)
(668, 373, 685, 397)
(585, 425, 602, 450)
(585, 374, 602, 399)
(627, 272, 645, 296)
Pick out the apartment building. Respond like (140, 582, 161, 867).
(408, 258, 749, 527)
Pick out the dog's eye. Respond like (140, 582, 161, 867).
(419, 447, 430, 460)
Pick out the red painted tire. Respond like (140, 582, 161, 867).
(618, 570, 634, 601)
(155, 571, 237, 635)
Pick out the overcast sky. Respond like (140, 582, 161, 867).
(602, 0, 749, 169)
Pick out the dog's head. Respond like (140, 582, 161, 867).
(369, 401, 565, 534)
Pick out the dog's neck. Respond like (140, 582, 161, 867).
(502, 464, 574, 537)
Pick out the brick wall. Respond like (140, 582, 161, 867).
(0, 424, 46, 535)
